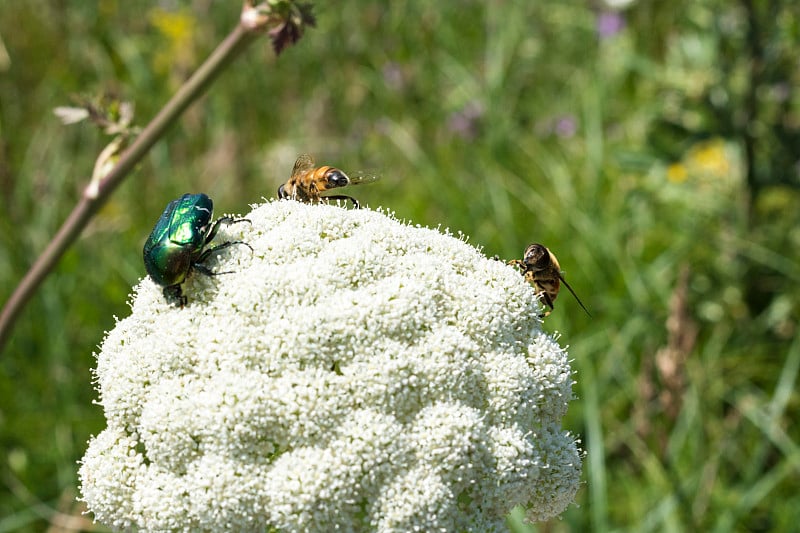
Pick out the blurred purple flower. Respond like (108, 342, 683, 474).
(381, 62, 406, 92)
(447, 100, 485, 140)
(554, 115, 577, 138)
(534, 114, 578, 139)
(597, 11, 625, 39)
(769, 82, 790, 103)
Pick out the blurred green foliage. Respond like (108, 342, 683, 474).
(1, 0, 799, 531)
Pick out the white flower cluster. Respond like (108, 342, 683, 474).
(79, 200, 581, 531)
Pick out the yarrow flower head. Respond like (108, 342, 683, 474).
(79, 199, 582, 531)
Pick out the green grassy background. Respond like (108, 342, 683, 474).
(1, 1, 799, 531)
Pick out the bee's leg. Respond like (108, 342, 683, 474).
(537, 291, 555, 317)
(522, 270, 538, 285)
(323, 195, 360, 209)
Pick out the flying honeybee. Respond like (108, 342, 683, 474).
(277, 154, 376, 209)
(508, 243, 590, 317)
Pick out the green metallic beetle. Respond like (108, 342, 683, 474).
(143, 193, 251, 305)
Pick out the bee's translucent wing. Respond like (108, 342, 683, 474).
(291, 153, 316, 178)
(346, 170, 381, 186)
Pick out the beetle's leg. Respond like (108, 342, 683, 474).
(163, 284, 187, 307)
(204, 216, 252, 245)
(193, 260, 237, 277)
(193, 263, 223, 277)
(194, 240, 254, 276)
(322, 195, 360, 209)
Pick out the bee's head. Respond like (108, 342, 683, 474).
(324, 168, 350, 189)
(522, 243, 551, 271)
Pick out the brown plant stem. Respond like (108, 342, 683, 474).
(0, 23, 258, 353)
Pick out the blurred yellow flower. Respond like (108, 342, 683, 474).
(660, 138, 742, 212)
(667, 162, 689, 183)
(688, 139, 730, 177)
(665, 138, 739, 186)
(148, 7, 198, 84)
(149, 7, 194, 43)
